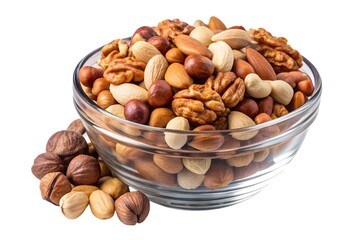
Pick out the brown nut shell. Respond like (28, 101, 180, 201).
(66, 154, 101, 186)
(115, 191, 150, 225)
(32, 152, 64, 180)
(40, 172, 72, 205)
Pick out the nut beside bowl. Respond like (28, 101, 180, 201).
(73, 46, 322, 210)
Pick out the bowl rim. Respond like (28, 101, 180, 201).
(73, 45, 322, 135)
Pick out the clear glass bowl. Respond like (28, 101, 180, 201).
(73, 46, 322, 210)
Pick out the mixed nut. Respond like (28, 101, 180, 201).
(32, 119, 150, 225)
(76, 16, 315, 191)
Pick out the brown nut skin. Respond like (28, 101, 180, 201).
(233, 98, 259, 119)
(254, 113, 280, 137)
(124, 99, 150, 124)
(32, 152, 64, 180)
(147, 36, 171, 55)
(78, 66, 104, 88)
(66, 154, 101, 186)
(147, 80, 173, 108)
(115, 191, 150, 225)
(91, 77, 110, 96)
(40, 172, 72, 205)
(130, 26, 158, 46)
(204, 160, 234, 190)
(97, 90, 117, 109)
(148, 108, 176, 128)
(184, 54, 215, 81)
(188, 125, 225, 151)
(46, 130, 89, 166)
(297, 78, 314, 96)
(258, 96, 274, 116)
(67, 119, 86, 135)
(287, 91, 308, 111)
(232, 58, 255, 79)
(165, 48, 185, 64)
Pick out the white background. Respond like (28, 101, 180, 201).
(1, 0, 359, 239)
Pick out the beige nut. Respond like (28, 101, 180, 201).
(109, 83, 148, 106)
(208, 41, 234, 72)
(182, 157, 211, 175)
(89, 190, 115, 219)
(164, 116, 190, 149)
(228, 111, 258, 140)
(189, 26, 214, 47)
(244, 73, 272, 98)
(144, 54, 168, 90)
(131, 41, 162, 63)
(99, 177, 129, 200)
(105, 104, 125, 118)
(211, 29, 252, 49)
(177, 168, 205, 190)
(266, 80, 294, 105)
(60, 191, 89, 219)
(71, 185, 99, 198)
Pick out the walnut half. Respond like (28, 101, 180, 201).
(205, 72, 245, 108)
(248, 28, 303, 73)
(172, 84, 227, 125)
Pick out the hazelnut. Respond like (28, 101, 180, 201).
(184, 54, 215, 81)
(203, 160, 234, 190)
(71, 185, 99, 198)
(40, 172, 72, 205)
(60, 191, 89, 219)
(233, 162, 259, 180)
(91, 77, 110, 96)
(115, 191, 150, 225)
(99, 177, 129, 199)
(124, 99, 150, 124)
(97, 90, 116, 109)
(45, 130, 89, 166)
(78, 66, 104, 87)
(147, 36, 171, 55)
(66, 154, 101, 186)
(148, 107, 175, 128)
(147, 80, 173, 108)
(98, 160, 112, 177)
(130, 26, 158, 46)
(66, 119, 86, 135)
(89, 190, 115, 219)
(31, 152, 64, 180)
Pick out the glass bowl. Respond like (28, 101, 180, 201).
(73, 46, 322, 210)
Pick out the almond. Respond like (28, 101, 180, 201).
(208, 16, 227, 31)
(211, 29, 252, 49)
(153, 154, 183, 174)
(173, 34, 213, 59)
(133, 157, 177, 186)
(144, 54, 168, 90)
(109, 83, 148, 105)
(189, 26, 214, 47)
(228, 111, 258, 140)
(164, 63, 193, 89)
(131, 41, 161, 63)
(245, 48, 277, 80)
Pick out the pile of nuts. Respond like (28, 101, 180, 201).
(77, 16, 315, 190)
(31, 119, 150, 225)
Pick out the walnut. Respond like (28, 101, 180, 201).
(103, 57, 145, 85)
(172, 84, 227, 125)
(248, 28, 303, 73)
(98, 40, 130, 69)
(98, 50, 123, 70)
(205, 72, 245, 108)
(155, 19, 194, 42)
